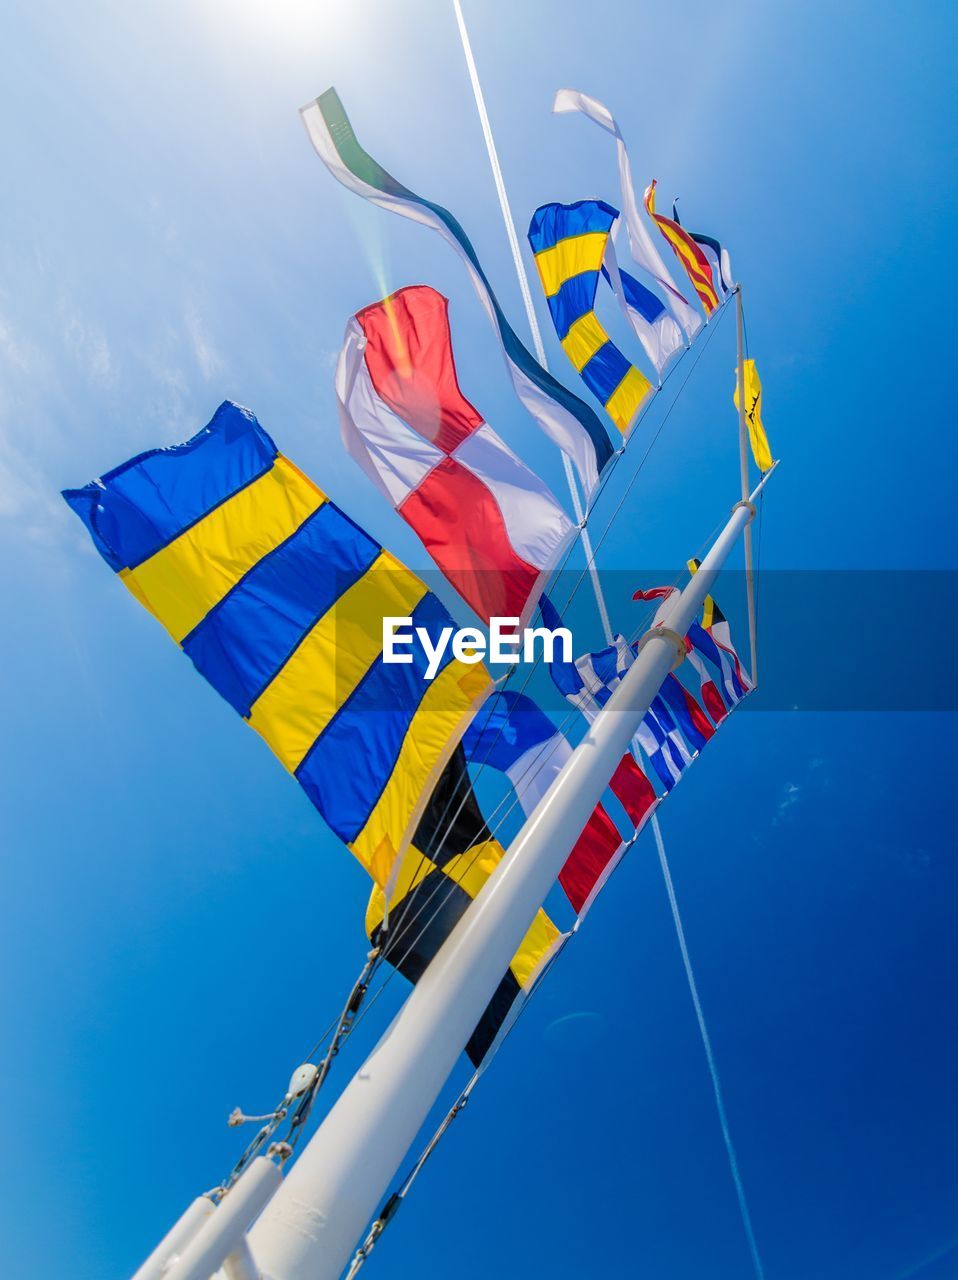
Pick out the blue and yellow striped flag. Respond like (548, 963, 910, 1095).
(528, 199, 653, 436)
(63, 401, 491, 892)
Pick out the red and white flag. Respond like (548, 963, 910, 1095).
(336, 285, 574, 626)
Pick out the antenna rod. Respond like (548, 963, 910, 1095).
(735, 286, 759, 684)
(246, 476, 772, 1280)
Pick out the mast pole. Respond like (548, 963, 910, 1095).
(735, 286, 759, 684)
(245, 478, 770, 1280)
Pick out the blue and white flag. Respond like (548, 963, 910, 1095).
(539, 594, 635, 723)
(541, 596, 715, 796)
(688, 619, 749, 706)
(636, 696, 692, 792)
(602, 251, 685, 379)
(463, 688, 571, 816)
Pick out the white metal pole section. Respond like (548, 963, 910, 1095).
(247, 480, 770, 1280)
(735, 286, 758, 685)
(450, 0, 613, 642)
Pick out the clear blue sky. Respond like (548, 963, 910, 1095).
(2, 1, 957, 1277)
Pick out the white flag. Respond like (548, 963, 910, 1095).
(553, 88, 702, 342)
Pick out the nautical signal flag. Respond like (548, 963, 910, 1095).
(632, 579, 744, 723)
(734, 358, 773, 472)
(528, 199, 654, 435)
(671, 200, 735, 300)
(552, 89, 702, 342)
(644, 180, 720, 317)
(540, 594, 719, 798)
(337, 285, 574, 628)
(636, 696, 693, 792)
(463, 688, 655, 917)
(63, 401, 491, 895)
(684, 635, 729, 725)
(687, 558, 753, 701)
(366, 746, 563, 1067)
(604, 257, 685, 379)
(302, 86, 614, 496)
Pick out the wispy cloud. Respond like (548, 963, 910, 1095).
(772, 757, 833, 828)
(774, 781, 802, 824)
(0, 427, 71, 546)
(62, 308, 116, 387)
(0, 313, 34, 373)
(185, 303, 223, 381)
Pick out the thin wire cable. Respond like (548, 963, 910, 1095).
(371, 310, 735, 1022)
(555, 301, 733, 622)
(650, 813, 766, 1280)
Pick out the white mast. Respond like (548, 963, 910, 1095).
(244, 480, 768, 1280)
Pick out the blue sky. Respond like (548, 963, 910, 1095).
(2, 1, 957, 1277)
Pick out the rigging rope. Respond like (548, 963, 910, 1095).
(343, 931, 575, 1278)
(347, 300, 738, 1060)
(218, 948, 382, 1191)
(650, 813, 767, 1280)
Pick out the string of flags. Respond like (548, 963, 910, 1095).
(63, 81, 771, 1071)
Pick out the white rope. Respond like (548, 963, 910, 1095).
(451, 0, 612, 642)
(651, 812, 766, 1280)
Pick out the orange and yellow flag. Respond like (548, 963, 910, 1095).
(644, 180, 719, 316)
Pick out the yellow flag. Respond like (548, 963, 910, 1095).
(734, 358, 773, 472)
